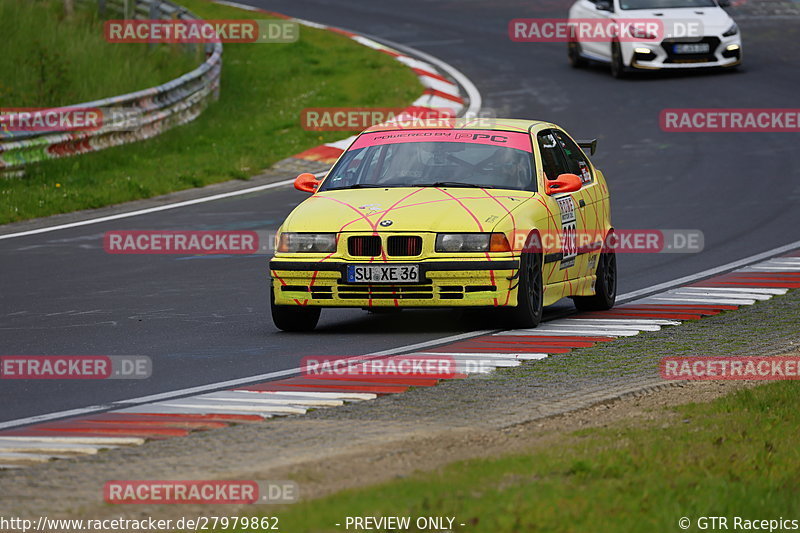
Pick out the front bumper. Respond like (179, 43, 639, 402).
(270, 259, 520, 307)
(625, 35, 742, 70)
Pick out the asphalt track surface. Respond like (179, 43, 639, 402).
(1, 0, 799, 423)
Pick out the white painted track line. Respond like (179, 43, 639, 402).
(744, 266, 800, 271)
(350, 35, 396, 52)
(560, 318, 681, 326)
(418, 76, 461, 96)
(394, 54, 439, 71)
(646, 296, 756, 305)
(415, 355, 522, 368)
(524, 326, 647, 334)
(675, 287, 787, 295)
(291, 17, 327, 29)
(417, 352, 548, 361)
(117, 405, 272, 418)
(543, 322, 661, 331)
(230, 391, 377, 401)
(198, 392, 343, 406)
(0, 441, 112, 454)
(499, 329, 640, 337)
(156, 401, 307, 415)
(669, 290, 772, 301)
(0, 452, 67, 463)
(755, 258, 800, 265)
(455, 359, 520, 368)
(0, 436, 144, 445)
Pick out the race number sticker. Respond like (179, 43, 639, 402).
(556, 196, 577, 270)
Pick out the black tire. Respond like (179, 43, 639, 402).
(568, 41, 588, 68)
(504, 252, 544, 329)
(271, 285, 321, 332)
(610, 42, 629, 79)
(572, 249, 617, 311)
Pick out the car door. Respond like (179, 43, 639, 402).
(536, 130, 582, 281)
(552, 129, 603, 279)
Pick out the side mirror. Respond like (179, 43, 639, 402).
(596, 0, 613, 11)
(546, 173, 583, 195)
(294, 173, 320, 193)
(717, 0, 730, 6)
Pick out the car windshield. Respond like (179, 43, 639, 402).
(619, 0, 716, 9)
(319, 130, 535, 192)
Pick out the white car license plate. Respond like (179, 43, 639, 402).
(346, 264, 419, 283)
(674, 43, 710, 54)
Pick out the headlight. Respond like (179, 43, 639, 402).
(435, 233, 511, 253)
(277, 233, 337, 253)
(629, 26, 657, 40)
(722, 23, 738, 37)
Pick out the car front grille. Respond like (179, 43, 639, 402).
(387, 236, 422, 257)
(348, 236, 382, 257)
(661, 37, 720, 63)
(336, 282, 434, 299)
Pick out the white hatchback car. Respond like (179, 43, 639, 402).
(567, 0, 742, 77)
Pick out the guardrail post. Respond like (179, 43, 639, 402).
(149, 0, 160, 19)
(177, 7, 197, 58)
(148, 0, 160, 50)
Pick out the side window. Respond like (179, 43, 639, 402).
(554, 131, 593, 184)
(537, 131, 569, 181)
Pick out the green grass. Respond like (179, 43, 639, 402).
(243, 381, 800, 533)
(0, 0, 422, 223)
(0, 0, 198, 107)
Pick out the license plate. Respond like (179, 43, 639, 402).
(674, 43, 710, 54)
(346, 264, 419, 283)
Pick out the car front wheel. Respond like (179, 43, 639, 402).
(610, 42, 630, 79)
(271, 285, 321, 332)
(505, 252, 544, 329)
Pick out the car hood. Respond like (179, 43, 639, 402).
(281, 187, 535, 233)
(616, 7, 733, 35)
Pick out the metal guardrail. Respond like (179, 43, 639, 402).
(0, 0, 222, 176)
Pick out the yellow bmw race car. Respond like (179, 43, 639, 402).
(270, 119, 616, 331)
